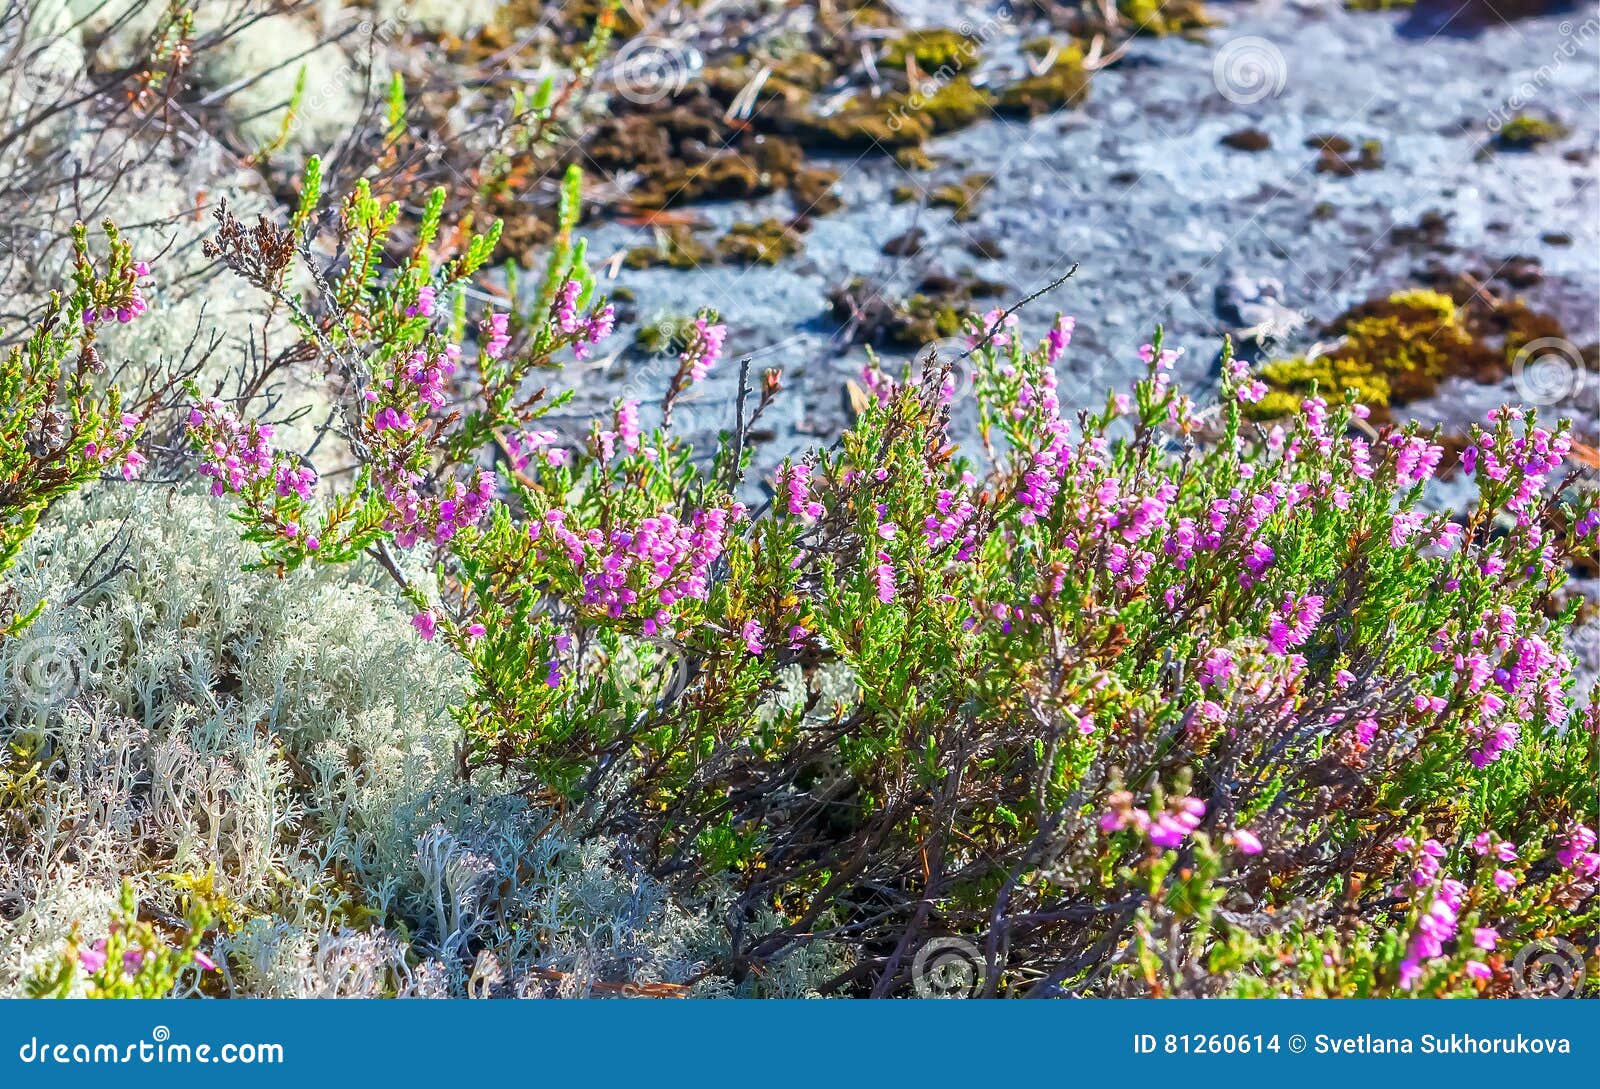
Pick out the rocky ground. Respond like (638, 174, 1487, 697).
(553, 0, 1597, 469)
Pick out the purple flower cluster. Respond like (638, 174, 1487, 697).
(85, 412, 145, 481)
(82, 260, 150, 326)
(679, 315, 727, 383)
(549, 279, 616, 360)
(775, 463, 824, 520)
(188, 399, 280, 498)
(1101, 792, 1207, 850)
(533, 502, 745, 638)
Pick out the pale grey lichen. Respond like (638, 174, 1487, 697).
(0, 484, 849, 997)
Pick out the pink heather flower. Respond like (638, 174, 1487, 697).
(971, 308, 1017, 349)
(1241, 542, 1275, 587)
(506, 429, 561, 471)
(1198, 648, 1235, 688)
(406, 284, 436, 318)
(193, 951, 218, 971)
(1465, 960, 1492, 981)
(877, 522, 898, 540)
(119, 448, 147, 481)
(1148, 819, 1186, 850)
(1044, 315, 1075, 364)
(1267, 593, 1323, 654)
(1398, 958, 1424, 989)
(1228, 829, 1263, 855)
(576, 303, 616, 360)
(552, 279, 583, 335)
(411, 612, 437, 641)
(466, 622, 487, 639)
(1472, 927, 1498, 951)
(873, 551, 896, 604)
(741, 619, 765, 655)
(187, 400, 281, 496)
(1493, 869, 1517, 891)
(615, 399, 642, 454)
(482, 310, 511, 360)
(80, 941, 108, 974)
(275, 464, 317, 501)
(1557, 822, 1599, 875)
(776, 463, 824, 520)
(679, 315, 727, 383)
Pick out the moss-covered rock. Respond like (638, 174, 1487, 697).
(1494, 113, 1569, 150)
(624, 225, 713, 270)
(1116, 0, 1215, 37)
(996, 48, 1091, 117)
(716, 218, 804, 265)
(790, 167, 843, 216)
(1248, 281, 1578, 420)
(928, 172, 993, 221)
(1309, 134, 1384, 176)
(883, 29, 981, 71)
(828, 273, 1012, 348)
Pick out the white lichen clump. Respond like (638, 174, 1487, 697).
(0, 487, 845, 997)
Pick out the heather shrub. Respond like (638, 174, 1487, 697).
(1, 485, 830, 997)
(0, 222, 159, 634)
(179, 170, 1598, 996)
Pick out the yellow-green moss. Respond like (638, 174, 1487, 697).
(1495, 113, 1569, 150)
(996, 48, 1090, 116)
(634, 315, 698, 354)
(915, 76, 994, 133)
(1117, 0, 1215, 36)
(883, 29, 980, 71)
(1248, 288, 1508, 418)
(715, 219, 803, 265)
(928, 172, 993, 221)
(624, 225, 712, 270)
